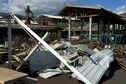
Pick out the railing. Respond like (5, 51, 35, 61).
(79, 34, 99, 40)
(79, 34, 122, 44)
(102, 34, 122, 44)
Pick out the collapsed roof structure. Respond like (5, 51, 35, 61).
(7, 11, 114, 84)
(2, 4, 126, 84)
(59, 5, 126, 24)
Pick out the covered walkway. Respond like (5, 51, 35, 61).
(58, 5, 126, 44)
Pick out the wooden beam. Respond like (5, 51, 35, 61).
(78, 15, 99, 18)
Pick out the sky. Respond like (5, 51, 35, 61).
(76, 0, 126, 14)
(0, 0, 126, 16)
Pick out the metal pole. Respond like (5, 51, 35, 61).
(8, 15, 12, 69)
(89, 16, 92, 40)
(68, 18, 71, 40)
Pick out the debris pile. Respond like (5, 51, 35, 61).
(113, 45, 126, 58)
(1, 14, 126, 84)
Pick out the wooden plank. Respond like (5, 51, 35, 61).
(0, 67, 27, 84)
(78, 15, 99, 18)
(115, 57, 126, 71)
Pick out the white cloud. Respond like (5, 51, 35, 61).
(95, 4, 104, 8)
(6, 0, 76, 15)
(95, 4, 112, 12)
(115, 5, 126, 14)
(0, 1, 9, 12)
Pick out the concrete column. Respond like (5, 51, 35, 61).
(122, 25, 124, 31)
(116, 24, 119, 34)
(117, 24, 118, 30)
(8, 15, 12, 69)
(68, 18, 71, 40)
(120, 24, 123, 34)
(120, 24, 122, 34)
(123, 25, 125, 30)
(115, 24, 118, 34)
(114, 24, 116, 31)
(89, 16, 92, 40)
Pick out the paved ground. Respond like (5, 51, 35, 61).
(36, 62, 126, 84)
(36, 69, 126, 84)
(101, 58, 126, 84)
(102, 69, 126, 84)
(36, 75, 80, 84)
(1, 60, 126, 84)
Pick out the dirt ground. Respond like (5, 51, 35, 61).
(35, 62, 126, 84)
(1, 62, 125, 84)
(102, 69, 126, 84)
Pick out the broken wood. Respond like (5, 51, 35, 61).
(0, 67, 27, 84)
(115, 57, 126, 71)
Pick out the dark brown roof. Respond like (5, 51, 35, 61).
(58, 5, 126, 24)
(58, 5, 101, 17)
(0, 23, 57, 30)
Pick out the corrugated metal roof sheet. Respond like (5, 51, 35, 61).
(72, 49, 114, 84)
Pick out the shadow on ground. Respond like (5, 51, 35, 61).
(98, 61, 121, 84)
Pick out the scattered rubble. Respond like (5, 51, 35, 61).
(0, 13, 126, 84)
